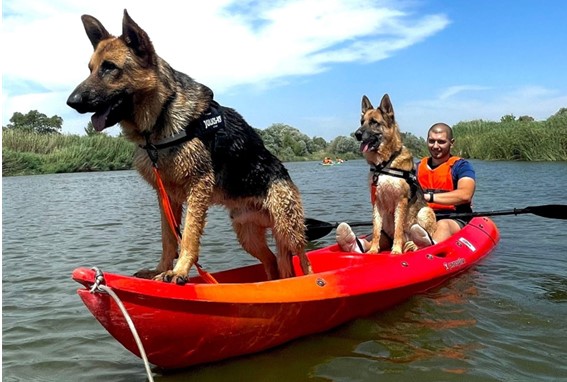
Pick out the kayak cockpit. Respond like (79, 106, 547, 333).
(189, 249, 381, 284)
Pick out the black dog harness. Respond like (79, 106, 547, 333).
(141, 100, 225, 165)
(370, 150, 420, 201)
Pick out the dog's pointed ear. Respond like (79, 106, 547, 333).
(379, 94, 395, 121)
(361, 95, 373, 114)
(81, 15, 111, 50)
(121, 9, 157, 68)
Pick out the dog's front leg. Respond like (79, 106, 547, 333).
(156, 199, 183, 271)
(392, 199, 409, 254)
(368, 203, 383, 253)
(158, 177, 213, 284)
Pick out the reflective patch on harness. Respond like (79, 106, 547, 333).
(458, 237, 476, 252)
(203, 115, 223, 129)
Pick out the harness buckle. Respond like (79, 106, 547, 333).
(372, 171, 380, 185)
(146, 144, 159, 167)
(141, 133, 159, 167)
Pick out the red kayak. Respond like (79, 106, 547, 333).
(72, 216, 499, 369)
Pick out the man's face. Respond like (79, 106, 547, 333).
(427, 130, 453, 161)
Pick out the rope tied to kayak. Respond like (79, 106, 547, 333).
(90, 267, 155, 382)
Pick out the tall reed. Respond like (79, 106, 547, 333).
(2, 130, 135, 176)
(453, 117, 567, 161)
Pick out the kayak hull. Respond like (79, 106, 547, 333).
(73, 217, 499, 369)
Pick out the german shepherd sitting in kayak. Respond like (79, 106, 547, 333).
(355, 94, 437, 254)
(67, 10, 312, 284)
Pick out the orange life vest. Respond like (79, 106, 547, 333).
(417, 156, 461, 211)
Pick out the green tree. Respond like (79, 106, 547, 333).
(309, 136, 328, 153)
(547, 108, 567, 125)
(500, 114, 516, 123)
(518, 115, 534, 122)
(259, 123, 313, 158)
(327, 136, 359, 155)
(5, 110, 62, 134)
(401, 132, 427, 158)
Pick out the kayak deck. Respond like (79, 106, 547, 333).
(72, 217, 499, 369)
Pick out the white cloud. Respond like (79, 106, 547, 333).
(438, 85, 491, 100)
(2, 0, 449, 134)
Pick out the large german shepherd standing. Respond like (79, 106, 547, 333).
(355, 94, 437, 254)
(67, 10, 312, 284)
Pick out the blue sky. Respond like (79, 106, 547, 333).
(2, 0, 566, 141)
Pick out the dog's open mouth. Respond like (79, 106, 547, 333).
(360, 135, 381, 153)
(91, 98, 127, 131)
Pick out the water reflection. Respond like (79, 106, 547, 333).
(538, 274, 567, 303)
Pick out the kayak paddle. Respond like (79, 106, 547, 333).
(304, 219, 375, 242)
(435, 204, 567, 221)
(305, 204, 567, 241)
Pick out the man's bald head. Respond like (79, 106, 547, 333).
(428, 123, 454, 141)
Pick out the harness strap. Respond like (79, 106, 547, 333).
(152, 166, 181, 241)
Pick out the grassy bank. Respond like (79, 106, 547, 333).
(3, 110, 567, 177)
(2, 130, 135, 176)
(453, 115, 567, 161)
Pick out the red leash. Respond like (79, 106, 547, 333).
(152, 166, 218, 284)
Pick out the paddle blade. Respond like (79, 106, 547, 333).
(526, 204, 567, 220)
(305, 218, 336, 241)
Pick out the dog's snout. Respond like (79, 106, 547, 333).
(355, 128, 363, 141)
(66, 87, 92, 114)
(67, 92, 83, 109)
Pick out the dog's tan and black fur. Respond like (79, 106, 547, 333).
(67, 10, 312, 283)
(355, 94, 436, 254)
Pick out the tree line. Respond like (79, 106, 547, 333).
(3, 108, 566, 176)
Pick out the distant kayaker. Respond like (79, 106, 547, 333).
(337, 122, 476, 252)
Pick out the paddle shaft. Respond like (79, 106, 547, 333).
(305, 204, 567, 241)
(436, 204, 567, 221)
(436, 208, 533, 220)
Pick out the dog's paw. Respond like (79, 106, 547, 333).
(133, 268, 162, 279)
(391, 245, 403, 255)
(367, 246, 380, 254)
(403, 241, 418, 253)
(154, 271, 188, 285)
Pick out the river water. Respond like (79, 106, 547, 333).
(2, 160, 567, 381)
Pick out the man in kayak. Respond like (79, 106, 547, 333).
(337, 122, 476, 252)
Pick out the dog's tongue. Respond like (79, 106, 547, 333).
(91, 107, 112, 131)
(360, 142, 370, 153)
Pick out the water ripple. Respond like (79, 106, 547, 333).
(3, 162, 567, 381)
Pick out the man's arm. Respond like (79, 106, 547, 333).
(426, 177, 475, 206)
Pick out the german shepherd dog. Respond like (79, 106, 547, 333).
(355, 94, 436, 254)
(67, 10, 312, 283)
